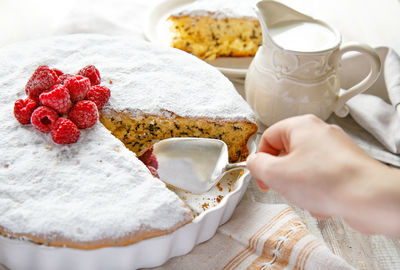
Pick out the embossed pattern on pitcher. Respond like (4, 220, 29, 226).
(260, 41, 338, 83)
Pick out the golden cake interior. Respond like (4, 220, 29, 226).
(168, 14, 262, 60)
(100, 110, 257, 162)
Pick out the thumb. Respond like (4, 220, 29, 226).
(246, 152, 285, 188)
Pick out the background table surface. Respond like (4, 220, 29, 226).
(0, 0, 399, 269)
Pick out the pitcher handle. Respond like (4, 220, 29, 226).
(334, 42, 381, 117)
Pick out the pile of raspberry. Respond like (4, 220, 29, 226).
(14, 65, 110, 144)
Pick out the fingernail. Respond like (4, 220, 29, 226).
(256, 179, 269, 192)
(247, 153, 257, 162)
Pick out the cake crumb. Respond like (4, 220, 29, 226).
(109, 79, 113, 84)
(45, 144, 52, 150)
(216, 182, 223, 191)
(114, 147, 121, 152)
(216, 195, 224, 203)
(201, 202, 209, 211)
(4, 164, 9, 169)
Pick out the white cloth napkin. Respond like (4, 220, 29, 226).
(149, 200, 355, 270)
(343, 47, 400, 155)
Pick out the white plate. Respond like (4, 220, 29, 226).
(144, 0, 253, 78)
(0, 138, 256, 270)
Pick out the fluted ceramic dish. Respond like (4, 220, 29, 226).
(0, 138, 255, 270)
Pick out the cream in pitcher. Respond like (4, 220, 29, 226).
(245, 0, 381, 126)
(268, 21, 338, 52)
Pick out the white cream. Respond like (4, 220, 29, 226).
(269, 21, 338, 52)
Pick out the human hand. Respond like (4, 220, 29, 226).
(246, 115, 400, 237)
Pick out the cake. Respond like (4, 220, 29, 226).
(168, 0, 262, 60)
(0, 34, 257, 249)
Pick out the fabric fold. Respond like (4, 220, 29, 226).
(345, 47, 400, 154)
(152, 200, 355, 270)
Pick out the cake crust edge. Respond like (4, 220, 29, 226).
(0, 210, 193, 250)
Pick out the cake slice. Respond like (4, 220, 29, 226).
(168, 0, 262, 60)
(101, 112, 256, 163)
(99, 37, 257, 162)
(0, 34, 257, 249)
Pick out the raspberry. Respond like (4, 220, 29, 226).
(138, 146, 154, 164)
(52, 68, 64, 77)
(86, 85, 111, 110)
(51, 118, 80, 144)
(147, 166, 159, 178)
(77, 65, 101, 86)
(31, 106, 59, 133)
(25, 65, 58, 101)
(57, 73, 73, 84)
(139, 148, 158, 169)
(68, 100, 98, 129)
(147, 154, 158, 169)
(63, 75, 91, 102)
(39, 85, 72, 115)
(13, 98, 38, 124)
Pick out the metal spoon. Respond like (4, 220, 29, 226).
(153, 137, 246, 194)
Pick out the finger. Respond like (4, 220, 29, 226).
(246, 152, 287, 188)
(257, 125, 288, 155)
(258, 115, 324, 155)
(255, 178, 269, 192)
(309, 212, 330, 220)
(257, 116, 301, 155)
(257, 131, 282, 156)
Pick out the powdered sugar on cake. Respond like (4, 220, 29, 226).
(99, 38, 255, 122)
(171, 0, 259, 20)
(0, 34, 256, 243)
(6, 35, 256, 122)
(0, 122, 191, 242)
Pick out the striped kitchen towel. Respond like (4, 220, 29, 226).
(155, 200, 355, 270)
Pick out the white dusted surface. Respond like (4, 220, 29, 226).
(0, 35, 200, 242)
(0, 34, 255, 122)
(0, 171, 252, 270)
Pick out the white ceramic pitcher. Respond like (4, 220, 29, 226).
(245, 0, 381, 126)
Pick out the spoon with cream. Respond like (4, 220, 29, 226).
(153, 137, 247, 194)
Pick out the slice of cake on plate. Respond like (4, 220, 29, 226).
(0, 34, 257, 249)
(168, 0, 262, 60)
